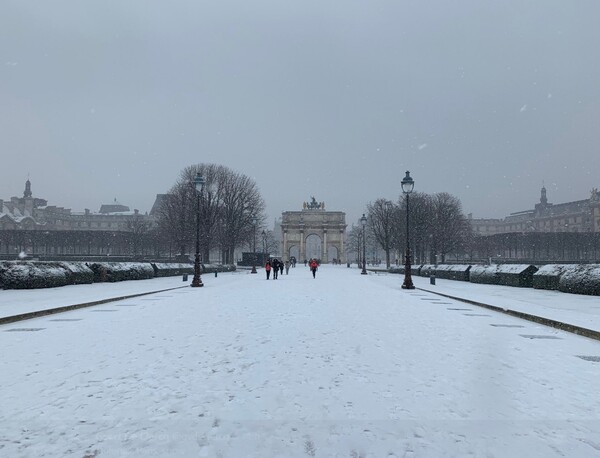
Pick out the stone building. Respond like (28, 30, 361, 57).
(0, 179, 157, 257)
(470, 187, 600, 235)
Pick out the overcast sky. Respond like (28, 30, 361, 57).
(2, 1, 599, 227)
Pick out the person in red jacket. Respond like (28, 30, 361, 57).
(265, 260, 272, 280)
(309, 258, 318, 279)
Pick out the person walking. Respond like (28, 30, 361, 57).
(279, 260, 284, 276)
(285, 260, 290, 275)
(272, 258, 279, 279)
(310, 258, 318, 279)
(265, 260, 272, 280)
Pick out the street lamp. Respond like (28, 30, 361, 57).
(401, 170, 415, 289)
(251, 217, 257, 274)
(360, 213, 367, 275)
(191, 172, 205, 287)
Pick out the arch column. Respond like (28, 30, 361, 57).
(300, 230, 305, 261)
(322, 230, 327, 261)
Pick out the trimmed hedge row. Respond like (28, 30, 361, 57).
(0, 261, 72, 289)
(433, 264, 472, 282)
(462, 264, 538, 287)
(151, 263, 194, 277)
(532, 264, 578, 291)
(0, 261, 236, 290)
(392, 262, 599, 296)
(86, 262, 155, 283)
(558, 264, 600, 296)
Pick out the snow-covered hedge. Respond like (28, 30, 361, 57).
(558, 264, 600, 296)
(87, 262, 155, 282)
(469, 264, 538, 287)
(151, 262, 194, 277)
(201, 264, 236, 274)
(57, 261, 94, 285)
(0, 261, 70, 289)
(533, 264, 578, 291)
(389, 267, 405, 275)
(434, 264, 472, 282)
(418, 265, 436, 277)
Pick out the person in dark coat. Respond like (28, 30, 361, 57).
(310, 258, 318, 278)
(279, 260, 284, 276)
(272, 258, 279, 279)
(265, 260, 272, 280)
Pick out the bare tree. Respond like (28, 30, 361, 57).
(218, 170, 265, 264)
(346, 224, 362, 264)
(430, 192, 472, 262)
(367, 199, 396, 268)
(155, 181, 195, 257)
(155, 163, 266, 263)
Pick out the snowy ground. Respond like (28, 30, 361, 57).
(411, 274, 600, 333)
(1, 265, 599, 457)
(0, 276, 190, 319)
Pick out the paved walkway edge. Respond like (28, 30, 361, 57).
(417, 287, 600, 342)
(0, 285, 190, 326)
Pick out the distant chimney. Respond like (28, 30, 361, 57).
(134, 209, 139, 215)
(85, 208, 90, 215)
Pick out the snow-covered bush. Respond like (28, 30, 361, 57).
(434, 264, 472, 281)
(533, 264, 578, 291)
(57, 262, 94, 285)
(0, 261, 70, 289)
(410, 264, 428, 277)
(469, 264, 537, 287)
(201, 264, 236, 274)
(151, 262, 194, 277)
(558, 264, 600, 296)
(86, 262, 155, 282)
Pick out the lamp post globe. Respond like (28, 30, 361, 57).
(251, 217, 257, 274)
(191, 172, 206, 287)
(401, 171, 415, 289)
(360, 213, 368, 275)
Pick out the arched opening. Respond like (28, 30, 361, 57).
(288, 245, 299, 261)
(305, 234, 322, 260)
(328, 245, 339, 263)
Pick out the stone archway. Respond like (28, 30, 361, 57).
(281, 199, 347, 264)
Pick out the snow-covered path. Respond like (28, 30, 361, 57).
(1, 266, 599, 457)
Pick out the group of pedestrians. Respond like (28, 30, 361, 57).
(264, 258, 290, 280)
(264, 257, 318, 279)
